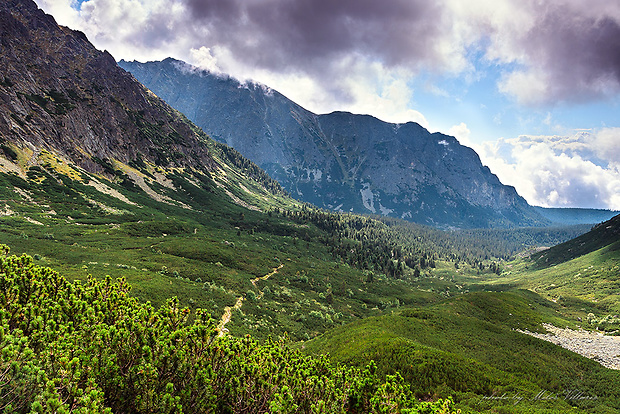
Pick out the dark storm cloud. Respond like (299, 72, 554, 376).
(538, 13, 620, 96)
(58, 0, 620, 106)
(180, 0, 620, 104)
(504, 2, 620, 103)
(185, 0, 241, 21)
(181, 0, 445, 72)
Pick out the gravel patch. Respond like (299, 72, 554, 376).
(518, 323, 620, 369)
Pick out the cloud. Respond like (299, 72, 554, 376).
(174, 0, 456, 122)
(183, 0, 448, 73)
(34, 0, 620, 112)
(188, 46, 221, 74)
(591, 127, 620, 168)
(477, 133, 620, 209)
(337, 60, 429, 126)
(448, 122, 472, 147)
(488, 0, 620, 105)
(35, 0, 454, 123)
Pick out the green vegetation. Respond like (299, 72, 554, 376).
(492, 241, 620, 316)
(215, 142, 287, 197)
(1, 144, 619, 413)
(487, 214, 620, 317)
(0, 245, 457, 413)
(304, 290, 620, 413)
(0, 154, 456, 342)
(300, 214, 620, 413)
(531, 214, 620, 268)
(4, 144, 557, 342)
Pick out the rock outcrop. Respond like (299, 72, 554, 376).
(0, 0, 216, 175)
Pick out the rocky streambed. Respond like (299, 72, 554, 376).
(519, 323, 620, 369)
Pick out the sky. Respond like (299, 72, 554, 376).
(33, 0, 620, 210)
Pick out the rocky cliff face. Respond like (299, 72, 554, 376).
(120, 58, 547, 228)
(0, 1, 216, 175)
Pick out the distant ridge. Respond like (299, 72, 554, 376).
(533, 213, 620, 267)
(534, 206, 620, 225)
(120, 58, 549, 229)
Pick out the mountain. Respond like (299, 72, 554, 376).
(0, 1, 219, 175)
(0, 0, 291, 211)
(119, 58, 549, 229)
(532, 213, 620, 268)
(534, 206, 620, 225)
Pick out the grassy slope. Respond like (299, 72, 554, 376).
(499, 243, 620, 310)
(531, 214, 620, 268)
(0, 148, 450, 342)
(302, 217, 620, 412)
(304, 290, 620, 413)
(491, 213, 620, 319)
(3, 146, 620, 413)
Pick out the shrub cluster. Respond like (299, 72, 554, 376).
(0, 245, 454, 413)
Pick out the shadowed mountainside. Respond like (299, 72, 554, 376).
(120, 58, 549, 229)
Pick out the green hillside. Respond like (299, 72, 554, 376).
(493, 243, 620, 320)
(304, 290, 620, 413)
(531, 214, 620, 268)
(2, 146, 619, 413)
(476, 214, 620, 322)
(0, 146, 599, 342)
(0, 145, 488, 343)
(299, 217, 620, 413)
(1, 245, 457, 413)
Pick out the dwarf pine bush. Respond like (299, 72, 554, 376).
(0, 244, 452, 413)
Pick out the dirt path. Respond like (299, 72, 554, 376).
(251, 263, 284, 286)
(217, 296, 244, 337)
(216, 264, 284, 337)
(519, 323, 620, 369)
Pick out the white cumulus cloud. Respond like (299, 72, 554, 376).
(477, 133, 620, 209)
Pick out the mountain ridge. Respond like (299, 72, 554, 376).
(119, 57, 548, 229)
(534, 206, 620, 225)
(0, 1, 216, 177)
(532, 213, 620, 268)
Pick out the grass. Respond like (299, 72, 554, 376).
(303, 289, 620, 413)
(2, 147, 620, 413)
(0, 150, 453, 342)
(491, 241, 620, 317)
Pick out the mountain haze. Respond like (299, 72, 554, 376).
(120, 58, 548, 228)
(534, 206, 620, 225)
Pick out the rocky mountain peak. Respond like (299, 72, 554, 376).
(0, 0, 216, 176)
(120, 58, 549, 228)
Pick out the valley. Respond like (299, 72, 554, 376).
(1, 0, 620, 413)
(2, 152, 619, 413)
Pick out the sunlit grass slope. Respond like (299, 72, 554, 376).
(304, 290, 620, 413)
